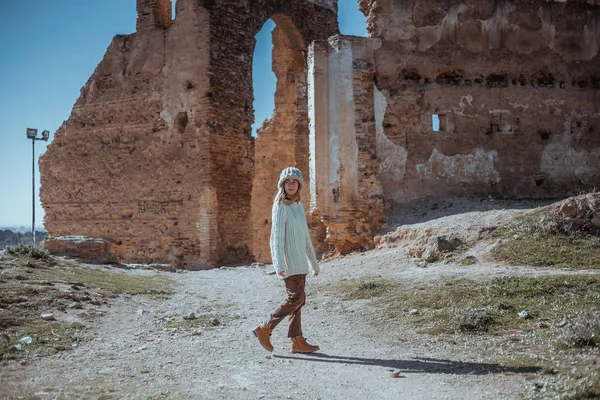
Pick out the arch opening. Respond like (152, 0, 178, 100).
(252, 19, 276, 138)
(250, 14, 309, 263)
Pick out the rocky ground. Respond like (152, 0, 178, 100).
(1, 197, 599, 400)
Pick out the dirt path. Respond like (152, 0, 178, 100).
(4, 198, 597, 399)
(3, 254, 547, 400)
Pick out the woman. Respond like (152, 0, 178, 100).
(253, 167, 320, 353)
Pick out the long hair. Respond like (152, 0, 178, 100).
(274, 181, 302, 204)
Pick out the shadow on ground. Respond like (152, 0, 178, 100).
(274, 353, 541, 375)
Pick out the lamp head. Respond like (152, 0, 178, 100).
(26, 128, 38, 139)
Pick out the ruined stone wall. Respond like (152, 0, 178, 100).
(40, 0, 338, 268)
(41, 0, 213, 268)
(361, 0, 600, 205)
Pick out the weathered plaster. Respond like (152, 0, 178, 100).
(375, 87, 408, 203)
(416, 148, 500, 185)
(308, 36, 383, 253)
(541, 115, 600, 184)
(368, 0, 600, 204)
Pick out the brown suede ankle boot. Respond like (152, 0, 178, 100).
(291, 336, 320, 353)
(253, 326, 274, 352)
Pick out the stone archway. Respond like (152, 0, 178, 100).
(203, 1, 339, 266)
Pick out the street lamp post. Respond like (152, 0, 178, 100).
(26, 128, 50, 245)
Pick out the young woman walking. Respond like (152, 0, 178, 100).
(253, 167, 321, 353)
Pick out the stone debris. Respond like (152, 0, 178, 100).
(518, 311, 533, 320)
(546, 193, 600, 234)
(183, 313, 196, 321)
(421, 235, 463, 262)
(19, 336, 33, 345)
(391, 370, 405, 378)
(556, 319, 568, 328)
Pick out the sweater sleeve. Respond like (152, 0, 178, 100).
(305, 234, 320, 274)
(300, 207, 319, 274)
(270, 201, 287, 274)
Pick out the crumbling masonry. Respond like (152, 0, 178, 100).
(41, 0, 600, 268)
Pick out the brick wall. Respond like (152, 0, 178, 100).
(137, 0, 173, 31)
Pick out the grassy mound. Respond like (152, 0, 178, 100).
(492, 193, 600, 269)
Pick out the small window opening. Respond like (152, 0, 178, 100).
(432, 114, 447, 132)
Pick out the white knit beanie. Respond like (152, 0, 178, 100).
(277, 167, 304, 188)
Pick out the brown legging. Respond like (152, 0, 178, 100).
(265, 274, 307, 338)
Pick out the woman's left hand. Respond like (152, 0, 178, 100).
(313, 272, 319, 277)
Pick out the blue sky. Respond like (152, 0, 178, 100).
(0, 0, 366, 229)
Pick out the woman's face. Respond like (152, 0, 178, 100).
(284, 178, 299, 196)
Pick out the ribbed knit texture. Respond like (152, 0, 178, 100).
(270, 201, 320, 277)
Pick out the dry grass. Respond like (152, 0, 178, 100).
(559, 311, 600, 348)
(492, 206, 600, 269)
(561, 373, 600, 400)
(458, 255, 478, 266)
(0, 252, 176, 362)
(324, 275, 600, 399)
(5, 245, 50, 260)
(452, 307, 495, 332)
(492, 235, 600, 269)
(333, 278, 395, 300)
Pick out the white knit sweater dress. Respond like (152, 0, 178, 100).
(270, 201, 320, 277)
